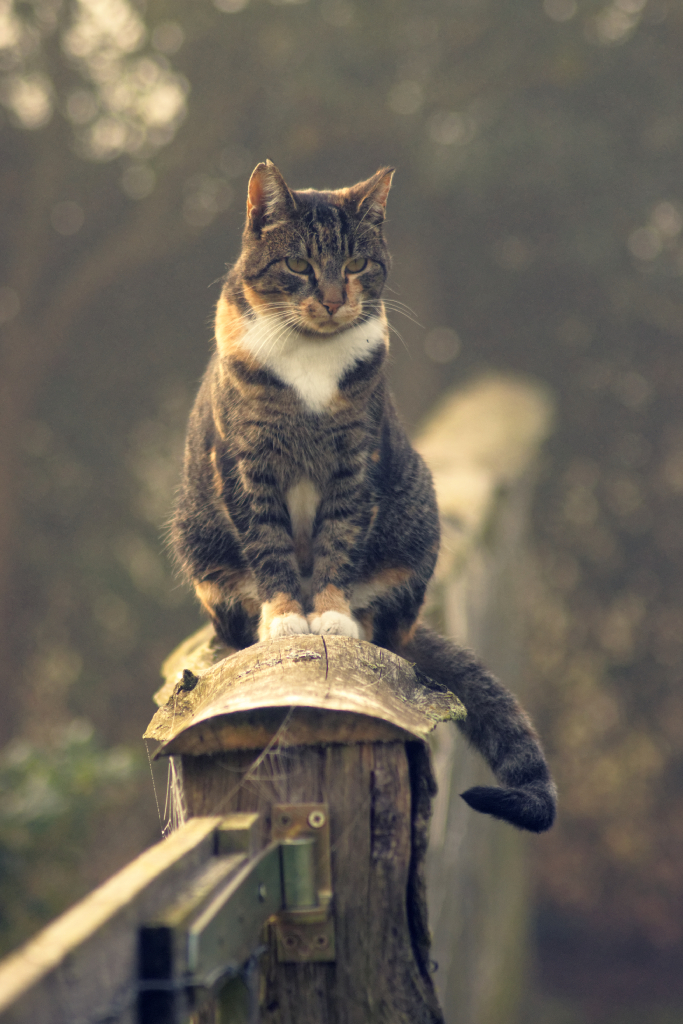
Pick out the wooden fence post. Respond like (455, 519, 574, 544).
(146, 634, 464, 1023)
(415, 375, 554, 1024)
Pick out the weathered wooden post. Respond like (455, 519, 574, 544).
(145, 634, 464, 1023)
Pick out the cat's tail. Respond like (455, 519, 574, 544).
(397, 623, 556, 833)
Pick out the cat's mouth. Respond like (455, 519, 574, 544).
(300, 319, 355, 336)
(264, 303, 364, 337)
(296, 317, 363, 338)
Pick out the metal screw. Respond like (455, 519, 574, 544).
(314, 934, 329, 950)
(278, 813, 292, 827)
(307, 810, 325, 829)
(284, 934, 297, 949)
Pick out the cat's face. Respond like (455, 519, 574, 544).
(237, 161, 394, 336)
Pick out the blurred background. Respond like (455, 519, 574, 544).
(1, 0, 682, 1019)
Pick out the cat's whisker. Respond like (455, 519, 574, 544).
(249, 313, 309, 359)
(386, 320, 409, 353)
(381, 298, 419, 317)
(250, 321, 297, 358)
(366, 296, 422, 331)
(380, 303, 423, 330)
(262, 323, 307, 360)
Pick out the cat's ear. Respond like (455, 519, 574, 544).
(347, 167, 395, 225)
(246, 160, 297, 233)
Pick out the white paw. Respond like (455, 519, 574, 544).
(265, 614, 311, 640)
(308, 611, 360, 638)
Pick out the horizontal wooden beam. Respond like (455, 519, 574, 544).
(0, 817, 223, 1024)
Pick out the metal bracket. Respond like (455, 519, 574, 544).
(271, 803, 335, 963)
(137, 805, 336, 1021)
(138, 814, 280, 1023)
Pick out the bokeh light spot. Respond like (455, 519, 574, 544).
(651, 201, 683, 238)
(424, 327, 461, 363)
(428, 110, 474, 146)
(4, 73, 53, 129)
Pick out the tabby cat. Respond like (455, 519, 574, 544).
(172, 160, 556, 833)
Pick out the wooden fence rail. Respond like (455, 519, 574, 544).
(0, 815, 223, 1023)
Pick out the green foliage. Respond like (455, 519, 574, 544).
(0, 721, 142, 955)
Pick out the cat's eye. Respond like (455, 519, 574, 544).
(286, 257, 311, 274)
(346, 257, 367, 273)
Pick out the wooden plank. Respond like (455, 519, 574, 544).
(0, 817, 223, 1024)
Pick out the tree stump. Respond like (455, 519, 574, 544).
(145, 633, 464, 1024)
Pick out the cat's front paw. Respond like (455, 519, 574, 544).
(262, 614, 311, 640)
(308, 610, 360, 638)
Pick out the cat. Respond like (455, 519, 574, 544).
(171, 160, 556, 833)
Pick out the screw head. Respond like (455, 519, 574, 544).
(278, 813, 292, 827)
(284, 934, 298, 949)
(307, 810, 326, 829)
(314, 934, 329, 949)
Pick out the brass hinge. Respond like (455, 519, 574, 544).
(271, 803, 335, 963)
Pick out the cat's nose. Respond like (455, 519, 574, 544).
(320, 284, 344, 314)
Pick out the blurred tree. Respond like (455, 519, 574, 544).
(0, 0, 191, 739)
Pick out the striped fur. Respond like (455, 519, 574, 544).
(172, 161, 556, 832)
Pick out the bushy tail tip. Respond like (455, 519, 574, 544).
(460, 783, 556, 833)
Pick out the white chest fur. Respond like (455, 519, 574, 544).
(239, 314, 387, 413)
